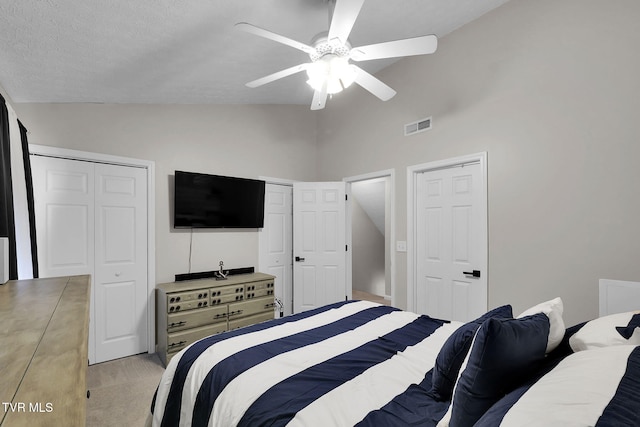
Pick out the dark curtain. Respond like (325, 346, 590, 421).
(0, 94, 17, 280)
(19, 120, 38, 278)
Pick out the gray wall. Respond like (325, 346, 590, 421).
(316, 0, 640, 325)
(14, 103, 317, 284)
(351, 197, 385, 296)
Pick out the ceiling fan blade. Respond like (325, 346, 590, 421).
(328, 0, 365, 45)
(350, 35, 438, 61)
(352, 65, 396, 101)
(311, 82, 328, 110)
(246, 63, 310, 88)
(235, 22, 315, 54)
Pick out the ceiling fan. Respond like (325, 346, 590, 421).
(236, 0, 438, 110)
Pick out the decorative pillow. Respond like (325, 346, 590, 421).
(517, 297, 565, 353)
(431, 305, 513, 401)
(448, 313, 550, 427)
(569, 311, 640, 351)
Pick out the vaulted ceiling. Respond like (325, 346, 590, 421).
(0, 0, 510, 106)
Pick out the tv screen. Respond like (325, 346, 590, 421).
(174, 171, 265, 228)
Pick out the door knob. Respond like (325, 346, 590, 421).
(463, 270, 481, 278)
(295, 256, 305, 262)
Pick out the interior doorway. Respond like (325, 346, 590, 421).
(259, 178, 349, 315)
(259, 171, 395, 314)
(407, 153, 487, 321)
(345, 170, 395, 307)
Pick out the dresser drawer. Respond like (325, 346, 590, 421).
(228, 311, 274, 331)
(167, 288, 210, 304)
(228, 296, 276, 320)
(167, 322, 227, 354)
(167, 305, 228, 332)
(245, 279, 275, 299)
(209, 283, 246, 305)
(168, 289, 210, 313)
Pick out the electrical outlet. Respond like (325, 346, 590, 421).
(396, 241, 407, 252)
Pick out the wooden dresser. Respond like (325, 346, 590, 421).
(156, 273, 275, 365)
(0, 275, 91, 427)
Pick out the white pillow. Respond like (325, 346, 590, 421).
(517, 297, 565, 353)
(569, 311, 640, 351)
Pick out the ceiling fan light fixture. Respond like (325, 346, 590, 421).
(306, 55, 356, 95)
(237, 0, 438, 109)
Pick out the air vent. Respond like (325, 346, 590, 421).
(404, 117, 432, 136)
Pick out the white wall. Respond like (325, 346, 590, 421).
(15, 103, 317, 284)
(316, 0, 640, 325)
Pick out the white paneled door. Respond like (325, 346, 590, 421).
(415, 161, 487, 322)
(259, 183, 293, 317)
(31, 155, 148, 364)
(94, 164, 148, 363)
(293, 182, 346, 313)
(31, 157, 95, 278)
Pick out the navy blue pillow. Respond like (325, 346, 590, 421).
(431, 305, 513, 401)
(449, 313, 550, 427)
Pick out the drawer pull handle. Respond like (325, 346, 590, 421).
(169, 340, 187, 348)
(264, 303, 276, 309)
(169, 321, 187, 329)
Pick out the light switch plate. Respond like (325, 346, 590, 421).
(396, 241, 407, 252)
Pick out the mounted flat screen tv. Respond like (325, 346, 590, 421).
(174, 171, 265, 228)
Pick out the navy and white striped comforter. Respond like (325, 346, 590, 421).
(151, 300, 460, 427)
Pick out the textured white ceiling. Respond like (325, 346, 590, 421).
(0, 0, 510, 106)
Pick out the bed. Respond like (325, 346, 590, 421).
(150, 299, 640, 426)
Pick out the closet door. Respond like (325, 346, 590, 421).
(94, 164, 148, 363)
(31, 156, 95, 279)
(31, 155, 148, 364)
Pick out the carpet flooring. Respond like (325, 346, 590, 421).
(352, 289, 391, 306)
(86, 352, 165, 426)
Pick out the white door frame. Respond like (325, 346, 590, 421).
(407, 152, 487, 313)
(29, 144, 157, 355)
(344, 169, 395, 306)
